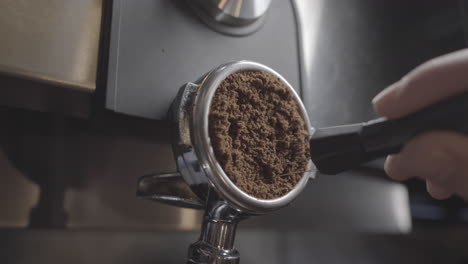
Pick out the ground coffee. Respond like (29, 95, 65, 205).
(208, 71, 310, 200)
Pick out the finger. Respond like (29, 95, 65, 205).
(384, 155, 412, 181)
(383, 131, 468, 194)
(373, 49, 468, 118)
(387, 152, 456, 200)
(426, 180, 452, 200)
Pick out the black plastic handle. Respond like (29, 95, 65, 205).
(310, 91, 468, 175)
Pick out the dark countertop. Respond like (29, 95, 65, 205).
(1, 228, 467, 264)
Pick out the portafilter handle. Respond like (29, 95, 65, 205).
(310, 91, 468, 175)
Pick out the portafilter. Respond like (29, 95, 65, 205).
(137, 61, 313, 264)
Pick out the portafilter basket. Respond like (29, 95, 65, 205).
(137, 61, 314, 264)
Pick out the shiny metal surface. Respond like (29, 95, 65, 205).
(0, 0, 102, 91)
(215, 0, 271, 21)
(137, 172, 204, 209)
(192, 0, 271, 26)
(155, 61, 314, 215)
(187, 0, 271, 35)
(142, 61, 313, 263)
(188, 200, 241, 264)
(192, 61, 314, 214)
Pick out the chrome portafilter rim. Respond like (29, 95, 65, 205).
(192, 60, 314, 214)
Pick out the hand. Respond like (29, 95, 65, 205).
(373, 49, 468, 201)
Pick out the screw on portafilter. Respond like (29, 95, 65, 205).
(136, 61, 314, 264)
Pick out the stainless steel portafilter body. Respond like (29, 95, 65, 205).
(137, 61, 314, 264)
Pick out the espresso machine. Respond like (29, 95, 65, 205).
(130, 1, 468, 263)
(130, 2, 311, 262)
(2, 0, 468, 263)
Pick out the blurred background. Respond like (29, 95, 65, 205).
(1, 0, 468, 263)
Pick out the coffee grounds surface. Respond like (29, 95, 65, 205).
(208, 71, 310, 200)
